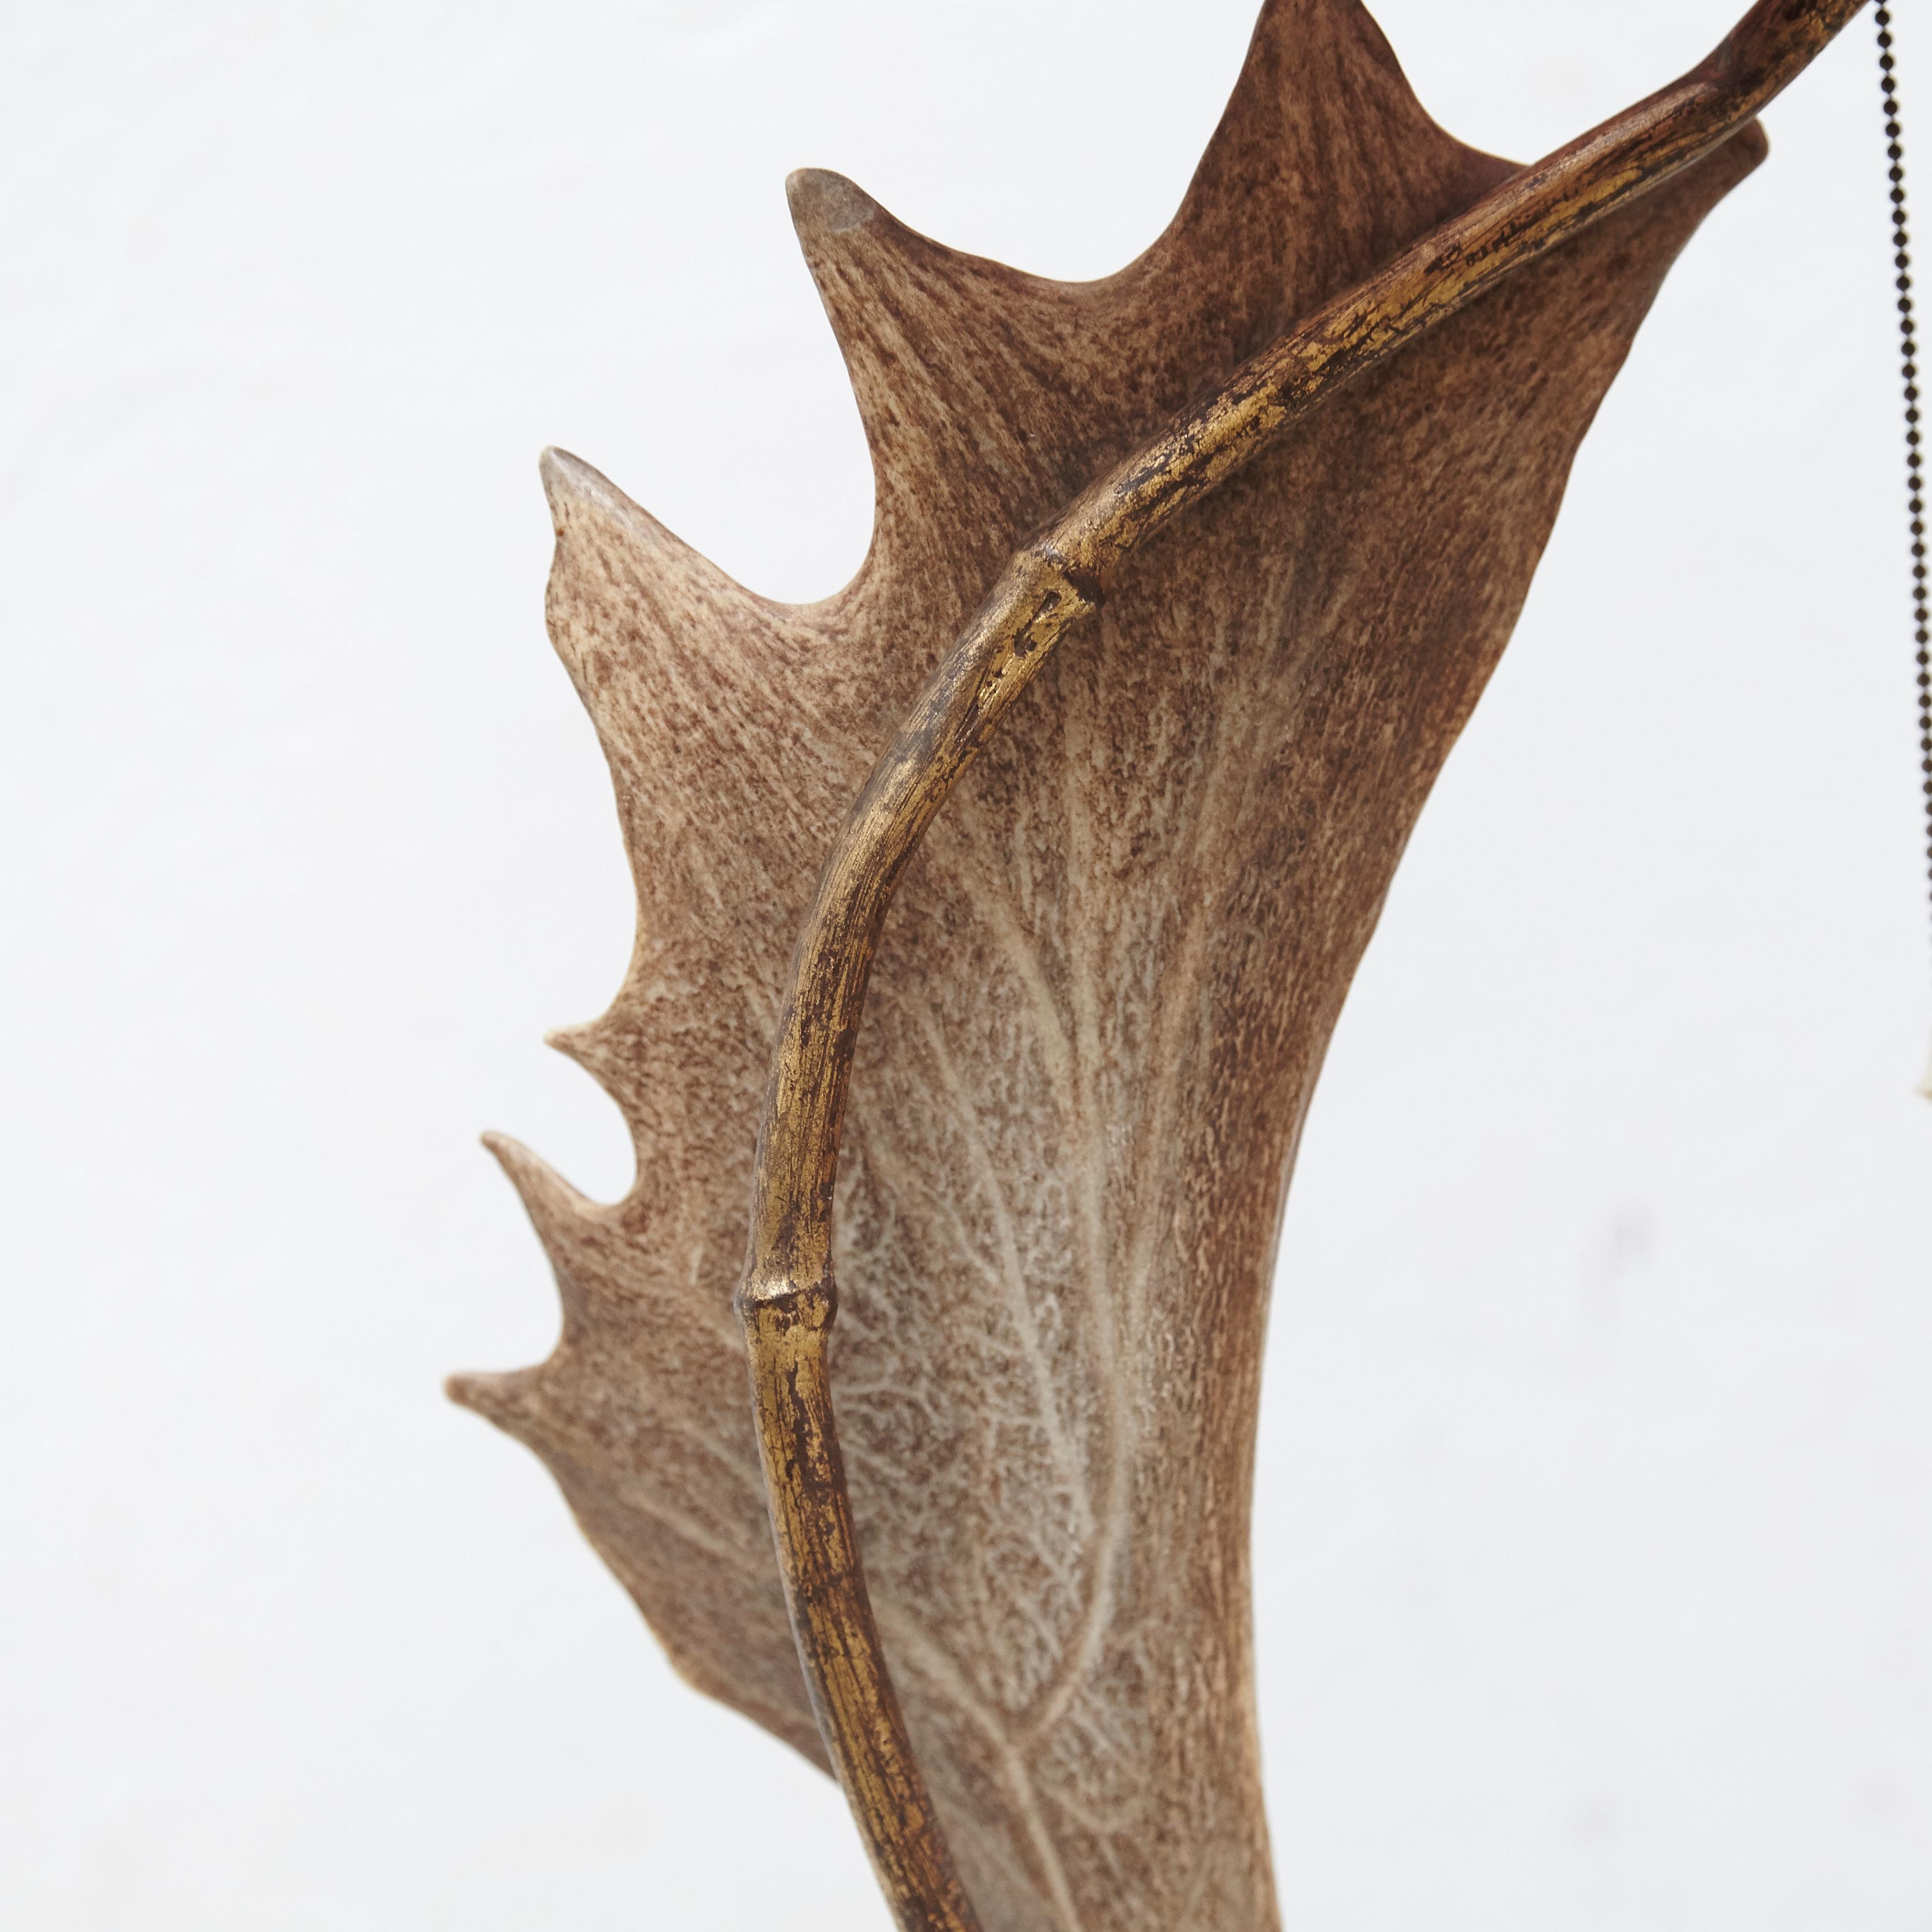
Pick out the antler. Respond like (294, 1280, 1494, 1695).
(737, 3, 1867, 1926)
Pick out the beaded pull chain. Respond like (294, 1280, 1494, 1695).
(1874, 4, 1932, 1097)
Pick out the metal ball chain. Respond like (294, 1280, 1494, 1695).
(1874, 3, 1932, 1094)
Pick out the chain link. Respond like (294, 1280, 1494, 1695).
(1874, 5, 1932, 1094)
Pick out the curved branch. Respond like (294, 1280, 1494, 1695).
(733, 4, 1863, 1927)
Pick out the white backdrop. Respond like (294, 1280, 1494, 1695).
(2, 2, 1927, 1926)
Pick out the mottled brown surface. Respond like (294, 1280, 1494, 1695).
(449, 2, 1763, 1925)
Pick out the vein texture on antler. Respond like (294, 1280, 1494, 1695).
(450, 2, 1762, 1924)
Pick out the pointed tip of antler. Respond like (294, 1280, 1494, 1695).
(543, 1021, 602, 1071)
(540, 1019, 637, 1106)
(444, 1364, 540, 1429)
(479, 1130, 620, 1344)
(537, 437, 763, 595)
(786, 167, 885, 240)
(480, 1129, 584, 1210)
(539, 443, 620, 520)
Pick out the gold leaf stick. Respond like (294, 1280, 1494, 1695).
(736, 4, 1864, 1926)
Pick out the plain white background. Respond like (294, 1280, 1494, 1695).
(2, 1, 1927, 1926)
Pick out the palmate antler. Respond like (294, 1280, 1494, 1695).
(451, 2, 1862, 1927)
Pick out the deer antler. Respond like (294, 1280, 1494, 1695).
(739, 3, 1865, 1924)
(451, 3, 1861, 1927)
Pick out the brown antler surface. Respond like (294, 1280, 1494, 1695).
(450, 1, 1783, 1924)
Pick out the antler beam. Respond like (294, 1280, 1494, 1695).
(735, 3, 1865, 1927)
